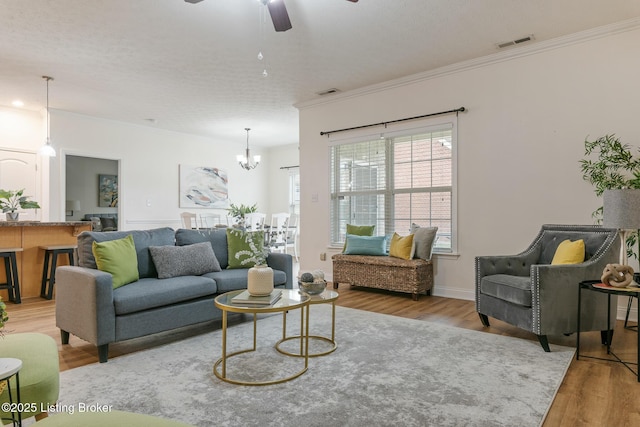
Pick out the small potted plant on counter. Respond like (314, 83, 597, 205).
(0, 189, 41, 221)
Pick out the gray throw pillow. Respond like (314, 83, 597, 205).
(410, 224, 438, 261)
(149, 242, 221, 279)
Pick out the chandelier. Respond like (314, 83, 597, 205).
(237, 128, 260, 170)
(39, 76, 56, 157)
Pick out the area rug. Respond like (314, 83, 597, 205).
(57, 306, 574, 426)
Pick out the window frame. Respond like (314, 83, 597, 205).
(328, 116, 458, 254)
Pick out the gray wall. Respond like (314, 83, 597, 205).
(65, 155, 118, 221)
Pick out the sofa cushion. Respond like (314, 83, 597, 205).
(175, 228, 229, 269)
(78, 227, 176, 279)
(480, 274, 532, 307)
(113, 276, 217, 315)
(343, 234, 387, 256)
(149, 242, 221, 279)
(92, 235, 139, 289)
(203, 268, 287, 293)
(538, 230, 609, 264)
(226, 228, 265, 269)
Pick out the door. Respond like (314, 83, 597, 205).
(0, 149, 40, 221)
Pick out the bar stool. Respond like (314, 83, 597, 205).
(40, 245, 76, 300)
(0, 248, 22, 304)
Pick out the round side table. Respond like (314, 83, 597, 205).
(276, 289, 339, 357)
(1, 357, 23, 426)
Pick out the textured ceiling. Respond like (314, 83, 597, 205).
(1, 0, 639, 147)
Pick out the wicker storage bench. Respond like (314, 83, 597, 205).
(332, 254, 433, 300)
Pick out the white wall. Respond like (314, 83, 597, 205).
(48, 111, 276, 230)
(266, 143, 298, 216)
(297, 22, 640, 321)
(1, 107, 298, 230)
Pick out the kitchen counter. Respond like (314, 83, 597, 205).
(0, 221, 91, 299)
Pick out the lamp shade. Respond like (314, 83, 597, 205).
(603, 189, 640, 229)
(65, 200, 81, 212)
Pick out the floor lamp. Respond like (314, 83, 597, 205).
(603, 189, 640, 269)
(603, 189, 640, 330)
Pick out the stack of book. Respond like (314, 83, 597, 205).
(231, 289, 282, 305)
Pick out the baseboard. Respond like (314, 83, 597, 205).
(323, 277, 638, 322)
(432, 286, 475, 301)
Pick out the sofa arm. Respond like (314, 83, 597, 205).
(532, 262, 617, 335)
(266, 252, 294, 289)
(55, 266, 116, 346)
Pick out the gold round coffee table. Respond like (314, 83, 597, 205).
(213, 289, 310, 386)
(276, 289, 339, 357)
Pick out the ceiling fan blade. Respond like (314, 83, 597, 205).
(184, 0, 204, 3)
(346, 0, 359, 2)
(267, 0, 292, 32)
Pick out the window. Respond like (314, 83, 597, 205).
(288, 168, 300, 217)
(330, 122, 455, 252)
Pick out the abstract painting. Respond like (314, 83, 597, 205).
(98, 174, 118, 207)
(179, 165, 228, 208)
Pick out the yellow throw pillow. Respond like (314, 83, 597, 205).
(389, 232, 415, 260)
(551, 239, 585, 265)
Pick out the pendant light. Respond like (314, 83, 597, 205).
(237, 128, 260, 170)
(39, 76, 56, 157)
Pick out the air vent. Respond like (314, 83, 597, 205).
(496, 34, 534, 49)
(316, 88, 341, 96)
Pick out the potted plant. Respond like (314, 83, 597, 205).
(580, 134, 640, 260)
(227, 203, 257, 228)
(0, 189, 41, 221)
(0, 296, 8, 337)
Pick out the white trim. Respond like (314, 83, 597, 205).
(296, 18, 640, 110)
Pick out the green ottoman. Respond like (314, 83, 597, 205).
(33, 410, 195, 426)
(0, 332, 59, 424)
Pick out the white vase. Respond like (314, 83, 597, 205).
(247, 264, 274, 296)
(5, 212, 18, 221)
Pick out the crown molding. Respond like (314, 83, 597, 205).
(296, 17, 640, 110)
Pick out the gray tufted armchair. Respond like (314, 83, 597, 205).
(475, 224, 620, 351)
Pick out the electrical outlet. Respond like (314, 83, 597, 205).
(320, 252, 326, 261)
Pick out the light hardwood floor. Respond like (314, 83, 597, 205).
(4, 285, 639, 426)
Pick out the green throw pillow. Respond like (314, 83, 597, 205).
(92, 234, 139, 289)
(226, 228, 265, 269)
(343, 224, 375, 252)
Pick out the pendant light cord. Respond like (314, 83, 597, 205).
(42, 76, 54, 142)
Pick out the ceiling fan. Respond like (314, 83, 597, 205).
(184, 0, 358, 32)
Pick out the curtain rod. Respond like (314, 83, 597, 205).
(319, 107, 466, 137)
(279, 165, 299, 170)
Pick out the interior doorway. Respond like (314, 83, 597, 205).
(65, 155, 119, 228)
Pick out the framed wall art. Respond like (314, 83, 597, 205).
(179, 165, 229, 208)
(98, 174, 118, 207)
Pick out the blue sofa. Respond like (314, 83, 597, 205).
(55, 227, 293, 362)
